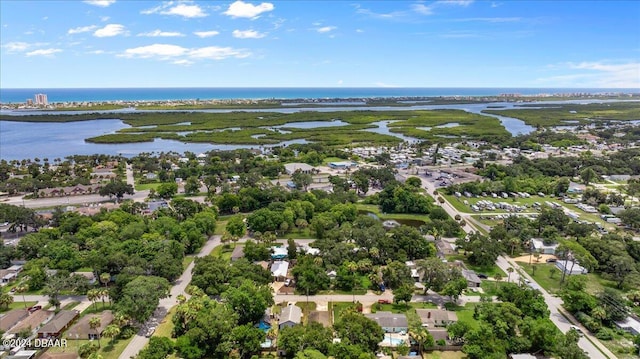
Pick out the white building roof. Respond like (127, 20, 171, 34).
(271, 261, 289, 277)
(271, 246, 288, 257)
(531, 239, 558, 251)
(284, 163, 315, 174)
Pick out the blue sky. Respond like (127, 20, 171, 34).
(1, 0, 639, 88)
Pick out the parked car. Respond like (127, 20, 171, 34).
(546, 258, 557, 263)
(477, 273, 488, 279)
(569, 325, 584, 336)
(284, 279, 292, 287)
(378, 299, 391, 304)
(27, 305, 42, 313)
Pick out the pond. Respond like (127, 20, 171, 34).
(360, 211, 426, 228)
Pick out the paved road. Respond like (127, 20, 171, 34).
(418, 172, 614, 359)
(118, 235, 221, 359)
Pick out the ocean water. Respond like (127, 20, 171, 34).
(1, 87, 636, 103)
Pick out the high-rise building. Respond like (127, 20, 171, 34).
(26, 99, 33, 106)
(35, 93, 48, 106)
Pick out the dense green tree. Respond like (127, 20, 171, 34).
(393, 284, 414, 304)
(222, 280, 274, 325)
(333, 310, 384, 352)
(456, 232, 503, 267)
(138, 337, 174, 359)
(278, 323, 334, 358)
(292, 169, 313, 191)
(116, 276, 170, 323)
(230, 324, 265, 359)
(98, 180, 134, 202)
(225, 215, 246, 238)
(156, 182, 178, 200)
(292, 256, 330, 295)
(381, 261, 413, 289)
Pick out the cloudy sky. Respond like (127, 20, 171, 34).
(1, 0, 639, 88)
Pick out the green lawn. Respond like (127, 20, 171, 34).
(356, 203, 431, 222)
(82, 303, 114, 316)
(214, 220, 228, 235)
(182, 256, 195, 270)
(135, 182, 161, 191)
(600, 331, 640, 359)
(446, 254, 504, 277)
(209, 243, 242, 261)
(295, 302, 317, 324)
(452, 303, 480, 329)
(480, 280, 511, 296)
(153, 305, 177, 339)
(424, 351, 467, 359)
(47, 335, 134, 359)
(519, 262, 610, 295)
(331, 302, 361, 323)
(0, 301, 37, 312)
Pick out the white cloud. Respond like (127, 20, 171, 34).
(569, 61, 640, 87)
(173, 59, 194, 65)
(138, 29, 185, 37)
(411, 4, 434, 15)
(3, 42, 31, 52)
(121, 44, 251, 62)
(194, 30, 220, 38)
(142, 1, 207, 18)
(438, 0, 474, 6)
(94, 24, 127, 37)
(84, 0, 116, 7)
(68, 25, 98, 34)
(122, 44, 187, 58)
(100, 16, 110, 22)
(375, 82, 399, 88)
(26, 48, 62, 57)
(356, 29, 364, 33)
(453, 17, 521, 23)
(88, 50, 105, 54)
(223, 0, 274, 19)
(189, 46, 250, 59)
(337, 80, 343, 85)
(316, 26, 336, 33)
(232, 29, 266, 39)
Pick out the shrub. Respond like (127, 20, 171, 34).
(436, 339, 446, 346)
(595, 328, 614, 340)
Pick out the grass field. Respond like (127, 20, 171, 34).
(47, 335, 133, 359)
(209, 243, 241, 261)
(153, 305, 177, 339)
(356, 203, 431, 223)
(134, 182, 161, 191)
(518, 263, 610, 295)
(446, 254, 504, 277)
(424, 351, 466, 359)
(331, 302, 361, 323)
(182, 256, 195, 270)
(0, 301, 37, 312)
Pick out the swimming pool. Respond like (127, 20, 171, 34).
(383, 334, 406, 346)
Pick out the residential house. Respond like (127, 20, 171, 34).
(364, 312, 408, 333)
(416, 309, 458, 328)
(9, 310, 55, 336)
(271, 247, 288, 260)
(461, 269, 482, 288)
(328, 162, 357, 169)
(555, 260, 588, 275)
(615, 316, 640, 336)
(531, 239, 559, 255)
(567, 181, 586, 194)
(230, 245, 245, 262)
(67, 310, 114, 340)
(509, 354, 537, 359)
(284, 163, 315, 175)
(71, 272, 96, 285)
(270, 261, 289, 282)
(279, 304, 302, 329)
(0, 309, 29, 333)
(37, 310, 79, 338)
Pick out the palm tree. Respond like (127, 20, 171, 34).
(99, 273, 110, 288)
(0, 292, 14, 309)
(89, 317, 102, 348)
(112, 312, 129, 328)
(266, 326, 277, 356)
(591, 307, 607, 323)
(493, 272, 503, 290)
(507, 267, 514, 283)
(87, 353, 103, 359)
(87, 289, 100, 311)
(98, 288, 109, 308)
(101, 324, 121, 345)
(15, 284, 29, 309)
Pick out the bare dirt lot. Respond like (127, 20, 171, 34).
(512, 253, 558, 263)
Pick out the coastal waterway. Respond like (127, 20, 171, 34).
(3, 99, 629, 160)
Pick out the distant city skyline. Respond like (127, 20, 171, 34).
(1, 0, 639, 89)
